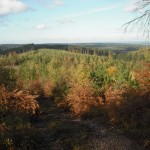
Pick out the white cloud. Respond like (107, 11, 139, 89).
(49, 0, 64, 9)
(35, 23, 48, 30)
(0, 0, 28, 16)
(54, 0, 64, 6)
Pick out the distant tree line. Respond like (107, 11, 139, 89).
(0, 44, 35, 55)
(0, 43, 113, 57)
(0, 43, 145, 59)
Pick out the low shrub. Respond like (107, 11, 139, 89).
(43, 81, 54, 97)
(105, 65, 150, 128)
(0, 66, 17, 90)
(28, 80, 43, 95)
(28, 79, 54, 97)
(105, 86, 150, 135)
(0, 85, 39, 114)
(0, 85, 39, 133)
(66, 83, 103, 116)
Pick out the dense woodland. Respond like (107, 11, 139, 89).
(0, 46, 149, 149)
(0, 43, 146, 55)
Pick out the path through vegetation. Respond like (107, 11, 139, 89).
(30, 97, 145, 150)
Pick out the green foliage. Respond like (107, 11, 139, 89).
(0, 66, 16, 89)
(0, 48, 147, 90)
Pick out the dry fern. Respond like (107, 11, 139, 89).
(66, 83, 101, 116)
(0, 85, 39, 114)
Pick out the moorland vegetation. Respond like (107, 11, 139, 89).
(0, 48, 149, 149)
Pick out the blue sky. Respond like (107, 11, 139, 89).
(0, 0, 145, 43)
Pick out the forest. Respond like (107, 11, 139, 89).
(0, 46, 149, 149)
(0, 43, 146, 55)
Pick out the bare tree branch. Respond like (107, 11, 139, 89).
(123, 0, 150, 38)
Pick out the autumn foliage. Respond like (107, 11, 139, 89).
(0, 85, 39, 114)
(0, 49, 149, 148)
(28, 79, 54, 97)
(104, 65, 150, 138)
(66, 83, 103, 116)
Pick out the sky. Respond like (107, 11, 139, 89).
(0, 0, 147, 44)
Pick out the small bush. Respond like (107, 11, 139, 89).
(0, 85, 39, 114)
(105, 86, 150, 132)
(53, 78, 70, 103)
(43, 81, 54, 97)
(28, 80, 43, 95)
(0, 66, 17, 89)
(66, 83, 103, 116)
(105, 65, 150, 127)
(28, 79, 54, 97)
(135, 64, 150, 91)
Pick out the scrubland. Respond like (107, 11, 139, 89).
(0, 48, 149, 149)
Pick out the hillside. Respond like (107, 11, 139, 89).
(130, 48, 150, 61)
(0, 43, 148, 55)
(0, 48, 149, 149)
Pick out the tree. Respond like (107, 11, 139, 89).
(124, 0, 150, 38)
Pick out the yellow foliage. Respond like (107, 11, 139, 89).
(107, 66, 117, 76)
